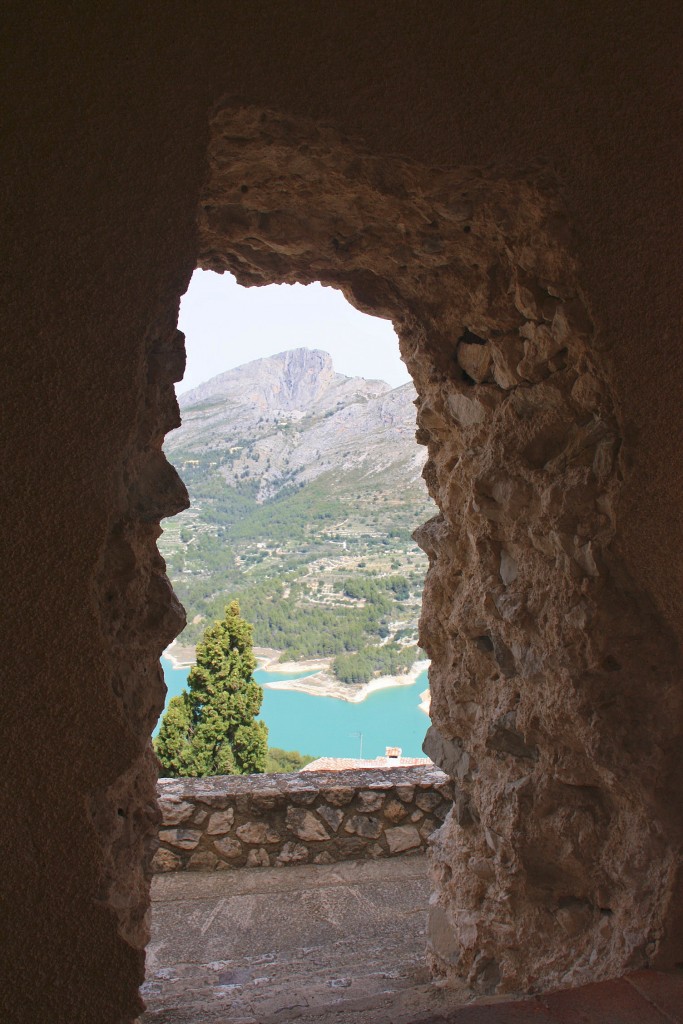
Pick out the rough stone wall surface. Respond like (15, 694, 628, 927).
(154, 767, 452, 871)
(194, 105, 683, 996)
(4, 5, 683, 1022)
(90, 321, 190, 953)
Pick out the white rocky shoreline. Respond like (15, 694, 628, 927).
(163, 640, 430, 706)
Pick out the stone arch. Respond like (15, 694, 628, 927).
(95, 103, 683, 1004)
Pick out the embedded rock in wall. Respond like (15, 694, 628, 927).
(184, 105, 683, 995)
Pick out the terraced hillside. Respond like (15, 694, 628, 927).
(159, 348, 434, 682)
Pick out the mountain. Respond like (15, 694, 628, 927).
(171, 349, 425, 501)
(159, 348, 434, 681)
(179, 348, 379, 416)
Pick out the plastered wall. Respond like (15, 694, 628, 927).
(2, 4, 682, 1021)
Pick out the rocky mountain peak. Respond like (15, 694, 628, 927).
(270, 347, 336, 409)
(179, 347, 387, 414)
(167, 347, 422, 503)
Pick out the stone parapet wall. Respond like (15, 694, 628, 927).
(154, 766, 452, 872)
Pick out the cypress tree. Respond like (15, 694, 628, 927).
(155, 601, 268, 776)
(154, 694, 192, 775)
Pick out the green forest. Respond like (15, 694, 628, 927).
(159, 450, 430, 684)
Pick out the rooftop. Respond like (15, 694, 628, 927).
(301, 755, 433, 771)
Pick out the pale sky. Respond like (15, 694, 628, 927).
(177, 269, 410, 393)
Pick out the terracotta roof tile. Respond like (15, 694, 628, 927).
(301, 755, 433, 771)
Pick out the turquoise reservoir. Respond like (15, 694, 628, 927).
(159, 657, 429, 760)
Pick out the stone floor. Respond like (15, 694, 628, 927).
(141, 856, 683, 1023)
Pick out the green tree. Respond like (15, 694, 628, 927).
(155, 601, 268, 776)
(154, 694, 192, 775)
(265, 747, 316, 773)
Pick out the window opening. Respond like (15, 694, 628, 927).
(155, 269, 435, 773)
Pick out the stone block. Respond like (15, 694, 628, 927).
(454, 792, 475, 826)
(276, 842, 309, 866)
(386, 825, 422, 854)
(159, 828, 201, 850)
(419, 817, 439, 840)
(435, 779, 455, 800)
(251, 790, 287, 813)
(246, 848, 271, 868)
(457, 339, 492, 383)
(235, 795, 254, 815)
(213, 837, 242, 859)
(288, 789, 318, 806)
(428, 904, 460, 965)
(151, 848, 182, 873)
(490, 336, 524, 388)
(336, 837, 367, 858)
(196, 794, 230, 809)
(383, 798, 408, 823)
(206, 809, 235, 834)
(325, 787, 355, 807)
(394, 785, 415, 803)
(188, 785, 230, 809)
(187, 851, 218, 870)
(556, 901, 594, 938)
(158, 799, 195, 826)
(468, 857, 496, 881)
(236, 821, 280, 845)
(433, 800, 450, 821)
(415, 790, 442, 812)
(422, 726, 470, 782)
(344, 814, 383, 839)
(447, 389, 486, 427)
(486, 712, 537, 760)
(513, 273, 548, 320)
(286, 807, 329, 842)
(312, 851, 335, 864)
(357, 790, 385, 812)
(317, 804, 344, 832)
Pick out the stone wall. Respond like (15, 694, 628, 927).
(6, 7, 683, 1021)
(154, 767, 453, 871)
(195, 104, 683, 996)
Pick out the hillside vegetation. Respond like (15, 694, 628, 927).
(159, 349, 433, 683)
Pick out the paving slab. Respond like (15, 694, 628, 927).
(626, 970, 683, 1022)
(142, 857, 683, 1024)
(142, 855, 455, 1023)
(538, 978, 672, 1024)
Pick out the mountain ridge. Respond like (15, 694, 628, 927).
(179, 347, 389, 410)
(167, 347, 423, 503)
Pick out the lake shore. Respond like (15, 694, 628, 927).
(163, 641, 197, 670)
(259, 654, 430, 704)
(164, 641, 430, 705)
(419, 687, 431, 716)
(255, 648, 332, 674)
